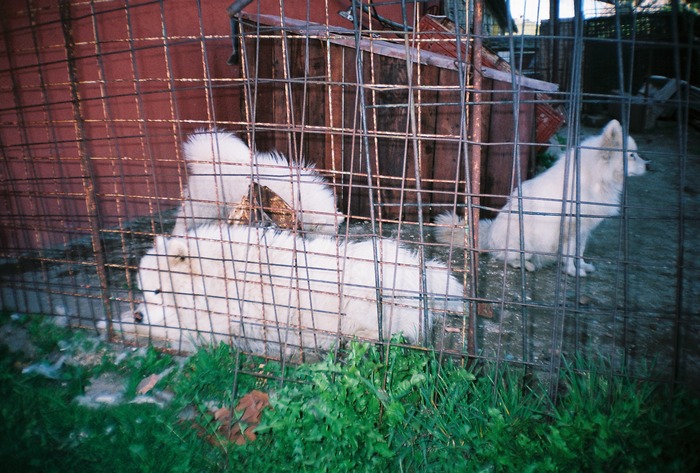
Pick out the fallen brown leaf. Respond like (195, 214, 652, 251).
(228, 390, 270, 445)
(197, 390, 271, 447)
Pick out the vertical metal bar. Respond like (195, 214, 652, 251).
(468, 0, 484, 360)
(611, 0, 634, 380)
(351, 0, 384, 343)
(398, 2, 430, 346)
(670, 0, 688, 387)
(549, 0, 560, 85)
(87, 0, 145, 336)
(502, 0, 529, 366)
(446, 0, 475, 359)
(547, 0, 585, 402)
(58, 0, 113, 333)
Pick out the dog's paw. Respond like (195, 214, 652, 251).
(564, 258, 595, 277)
(508, 259, 536, 272)
(581, 261, 596, 273)
(565, 264, 588, 277)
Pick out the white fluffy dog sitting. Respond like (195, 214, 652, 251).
(171, 130, 343, 236)
(435, 120, 648, 277)
(130, 224, 463, 355)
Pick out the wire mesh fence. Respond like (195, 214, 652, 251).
(1, 0, 698, 396)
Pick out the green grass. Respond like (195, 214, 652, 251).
(1, 314, 699, 472)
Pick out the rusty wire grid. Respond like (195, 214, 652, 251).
(0, 0, 698, 395)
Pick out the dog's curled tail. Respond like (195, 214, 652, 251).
(434, 211, 466, 248)
(183, 129, 253, 173)
(434, 211, 492, 250)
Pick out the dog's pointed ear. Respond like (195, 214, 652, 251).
(166, 238, 189, 265)
(602, 119, 623, 148)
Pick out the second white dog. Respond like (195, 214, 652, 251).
(131, 223, 463, 355)
(435, 120, 648, 276)
(172, 130, 344, 235)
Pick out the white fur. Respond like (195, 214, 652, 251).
(172, 130, 344, 235)
(129, 224, 463, 355)
(435, 120, 648, 277)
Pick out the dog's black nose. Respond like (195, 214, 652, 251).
(133, 310, 144, 323)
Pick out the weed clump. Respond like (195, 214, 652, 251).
(1, 314, 698, 472)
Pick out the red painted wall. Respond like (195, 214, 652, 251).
(1, 0, 240, 249)
(0, 0, 423, 250)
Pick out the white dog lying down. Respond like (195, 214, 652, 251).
(129, 224, 463, 355)
(171, 130, 343, 236)
(435, 120, 648, 277)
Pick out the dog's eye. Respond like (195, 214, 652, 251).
(154, 289, 161, 295)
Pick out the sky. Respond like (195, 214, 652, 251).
(508, 0, 613, 21)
